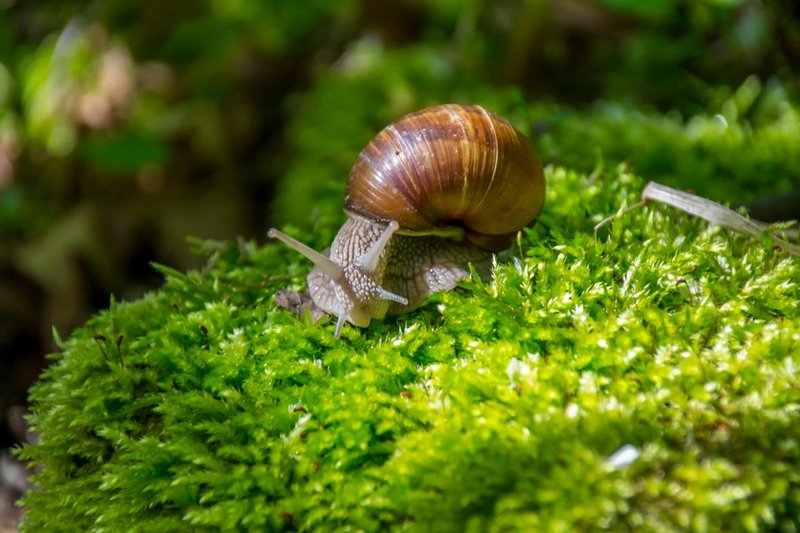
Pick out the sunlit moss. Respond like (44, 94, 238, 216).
(19, 158, 800, 531)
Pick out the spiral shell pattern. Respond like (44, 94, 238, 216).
(344, 104, 545, 251)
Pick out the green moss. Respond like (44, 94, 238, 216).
(19, 157, 800, 531)
(534, 78, 800, 204)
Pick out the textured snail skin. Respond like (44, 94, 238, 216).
(269, 104, 544, 337)
(307, 215, 493, 323)
(378, 228, 493, 312)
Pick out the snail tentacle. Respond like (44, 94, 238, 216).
(267, 228, 344, 281)
(334, 307, 348, 338)
(358, 220, 400, 274)
(374, 287, 408, 305)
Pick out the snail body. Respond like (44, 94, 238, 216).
(269, 104, 545, 337)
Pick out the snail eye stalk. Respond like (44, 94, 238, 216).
(268, 228, 344, 281)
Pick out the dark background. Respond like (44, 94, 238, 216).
(1, 0, 799, 527)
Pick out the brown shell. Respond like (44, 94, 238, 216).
(344, 104, 545, 251)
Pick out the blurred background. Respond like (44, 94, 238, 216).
(1, 0, 799, 528)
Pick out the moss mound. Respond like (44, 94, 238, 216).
(19, 150, 800, 530)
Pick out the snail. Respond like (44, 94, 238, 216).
(269, 104, 545, 337)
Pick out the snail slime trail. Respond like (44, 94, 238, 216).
(269, 104, 545, 338)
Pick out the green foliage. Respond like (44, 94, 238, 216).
(20, 159, 800, 530)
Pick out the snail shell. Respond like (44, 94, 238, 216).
(269, 104, 545, 337)
(345, 104, 545, 251)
